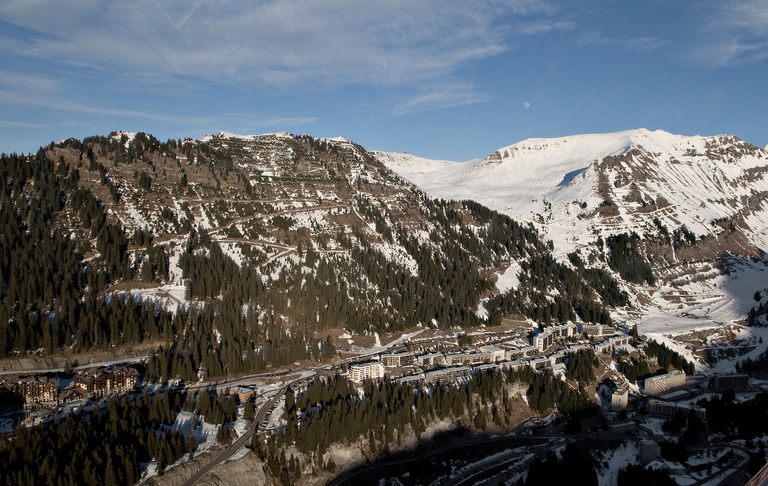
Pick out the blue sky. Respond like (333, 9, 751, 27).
(1, 0, 766, 160)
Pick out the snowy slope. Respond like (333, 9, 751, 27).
(377, 129, 768, 255)
(378, 129, 768, 357)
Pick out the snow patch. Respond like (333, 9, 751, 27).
(496, 262, 521, 294)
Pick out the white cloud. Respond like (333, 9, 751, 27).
(518, 20, 574, 35)
(0, 78, 315, 130)
(577, 32, 664, 51)
(384, 84, 490, 117)
(0, 0, 548, 88)
(523, 101, 531, 109)
(691, 0, 768, 66)
(0, 119, 81, 128)
(0, 1, 574, 117)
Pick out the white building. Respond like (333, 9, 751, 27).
(425, 366, 470, 384)
(533, 332, 553, 352)
(416, 353, 445, 367)
(348, 361, 386, 383)
(644, 370, 686, 396)
(611, 384, 629, 411)
(479, 345, 506, 362)
(548, 323, 576, 339)
(380, 352, 415, 368)
(505, 346, 536, 361)
(581, 323, 616, 337)
(444, 351, 488, 366)
(594, 335, 632, 354)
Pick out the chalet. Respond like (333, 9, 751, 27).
(18, 377, 58, 409)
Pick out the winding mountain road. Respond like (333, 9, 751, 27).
(183, 385, 289, 486)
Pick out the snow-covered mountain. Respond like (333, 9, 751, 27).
(378, 128, 768, 254)
(378, 129, 768, 365)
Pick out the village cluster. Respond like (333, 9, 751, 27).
(347, 323, 629, 384)
(342, 321, 761, 482)
(0, 366, 139, 423)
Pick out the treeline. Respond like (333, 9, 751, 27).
(568, 252, 630, 307)
(519, 368, 596, 416)
(616, 356, 650, 384)
(650, 217, 700, 251)
(186, 387, 238, 425)
(0, 390, 189, 485)
(699, 392, 768, 439)
(487, 251, 617, 325)
(143, 296, 336, 383)
(256, 363, 599, 485)
(605, 233, 655, 285)
(257, 371, 524, 485)
(737, 349, 768, 375)
(567, 349, 598, 383)
(646, 341, 695, 374)
(0, 150, 181, 357)
(1, 134, 623, 383)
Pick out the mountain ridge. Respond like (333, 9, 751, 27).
(0, 129, 633, 381)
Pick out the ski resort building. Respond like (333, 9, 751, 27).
(348, 361, 385, 383)
(712, 373, 749, 392)
(444, 351, 489, 366)
(581, 324, 616, 337)
(610, 384, 629, 411)
(21, 377, 58, 409)
(479, 345, 506, 362)
(425, 366, 470, 384)
(533, 332, 554, 352)
(505, 346, 536, 361)
(594, 335, 632, 354)
(648, 399, 706, 420)
(415, 353, 445, 367)
(644, 370, 686, 396)
(547, 323, 577, 339)
(380, 352, 415, 368)
(74, 367, 139, 398)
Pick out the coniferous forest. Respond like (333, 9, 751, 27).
(0, 134, 629, 381)
(0, 132, 699, 486)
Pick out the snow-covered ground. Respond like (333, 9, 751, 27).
(140, 410, 221, 483)
(495, 262, 521, 294)
(594, 442, 638, 486)
(380, 129, 768, 255)
(129, 284, 188, 313)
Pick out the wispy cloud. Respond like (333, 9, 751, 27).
(0, 119, 82, 128)
(0, 77, 315, 131)
(0, 1, 574, 118)
(577, 32, 665, 51)
(384, 84, 490, 117)
(518, 20, 574, 35)
(0, 0, 546, 88)
(0, 88, 215, 125)
(690, 0, 768, 66)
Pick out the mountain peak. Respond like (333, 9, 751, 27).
(483, 128, 699, 166)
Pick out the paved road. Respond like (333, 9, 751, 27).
(183, 384, 290, 486)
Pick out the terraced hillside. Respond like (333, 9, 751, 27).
(0, 131, 625, 380)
